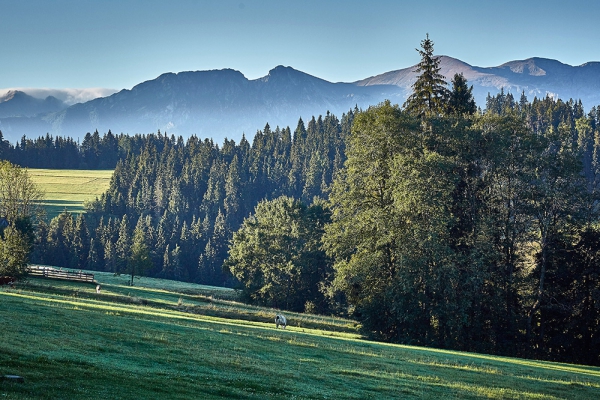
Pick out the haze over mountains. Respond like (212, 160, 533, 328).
(1, 56, 599, 143)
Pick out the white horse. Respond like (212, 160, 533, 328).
(275, 314, 287, 329)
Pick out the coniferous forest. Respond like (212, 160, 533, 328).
(2, 37, 600, 366)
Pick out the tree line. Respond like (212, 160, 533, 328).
(0, 129, 157, 169)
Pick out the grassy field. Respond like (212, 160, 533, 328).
(1, 274, 600, 399)
(28, 169, 113, 219)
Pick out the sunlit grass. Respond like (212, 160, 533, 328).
(25, 270, 359, 333)
(28, 168, 113, 218)
(1, 276, 600, 399)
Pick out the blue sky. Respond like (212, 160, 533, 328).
(2, 0, 599, 91)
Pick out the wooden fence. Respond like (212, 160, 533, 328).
(28, 265, 95, 283)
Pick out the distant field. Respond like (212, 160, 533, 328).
(28, 169, 113, 219)
(1, 273, 600, 399)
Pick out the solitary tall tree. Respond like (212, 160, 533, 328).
(404, 34, 450, 116)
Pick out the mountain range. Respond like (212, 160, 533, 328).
(1, 56, 599, 143)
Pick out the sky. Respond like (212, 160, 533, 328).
(2, 0, 599, 96)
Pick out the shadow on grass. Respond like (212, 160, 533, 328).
(38, 200, 86, 219)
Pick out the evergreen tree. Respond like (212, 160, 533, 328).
(71, 214, 90, 269)
(47, 211, 73, 268)
(30, 219, 50, 265)
(87, 238, 101, 271)
(447, 73, 476, 115)
(404, 34, 450, 116)
(224, 155, 243, 226)
(115, 214, 131, 274)
(128, 220, 153, 285)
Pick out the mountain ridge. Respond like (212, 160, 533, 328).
(0, 90, 66, 119)
(1, 56, 599, 143)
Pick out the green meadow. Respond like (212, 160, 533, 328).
(2, 272, 599, 399)
(28, 169, 113, 219)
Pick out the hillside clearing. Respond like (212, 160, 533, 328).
(28, 169, 112, 219)
(1, 275, 599, 399)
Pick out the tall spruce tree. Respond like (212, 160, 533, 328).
(404, 34, 450, 116)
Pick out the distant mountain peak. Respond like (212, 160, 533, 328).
(0, 90, 67, 119)
(260, 65, 323, 85)
(1, 90, 27, 102)
(497, 58, 566, 76)
(267, 65, 307, 75)
(505, 59, 546, 76)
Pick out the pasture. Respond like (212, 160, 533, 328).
(1, 273, 600, 399)
(28, 169, 113, 219)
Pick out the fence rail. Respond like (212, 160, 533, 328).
(28, 265, 95, 283)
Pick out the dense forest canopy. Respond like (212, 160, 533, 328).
(24, 112, 353, 288)
(2, 37, 600, 366)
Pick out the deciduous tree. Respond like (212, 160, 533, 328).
(227, 196, 332, 312)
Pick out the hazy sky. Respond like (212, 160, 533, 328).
(2, 0, 599, 91)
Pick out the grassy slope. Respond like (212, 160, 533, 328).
(1, 275, 600, 399)
(28, 169, 113, 219)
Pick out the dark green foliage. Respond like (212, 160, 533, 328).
(226, 196, 333, 312)
(447, 73, 476, 115)
(2, 130, 129, 169)
(325, 89, 600, 365)
(532, 227, 600, 366)
(0, 226, 30, 278)
(127, 219, 153, 285)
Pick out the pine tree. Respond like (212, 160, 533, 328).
(447, 73, 476, 115)
(30, 220, 50, 265)
(115, 214, 131, 274)
(128, 220, 153, 286)
(404, 34, 450, 116)
(87, 238, 101, 270)
(104, 238, 117, 273)
(224, 155, 243, 226)
(72, 214, 90, 268)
